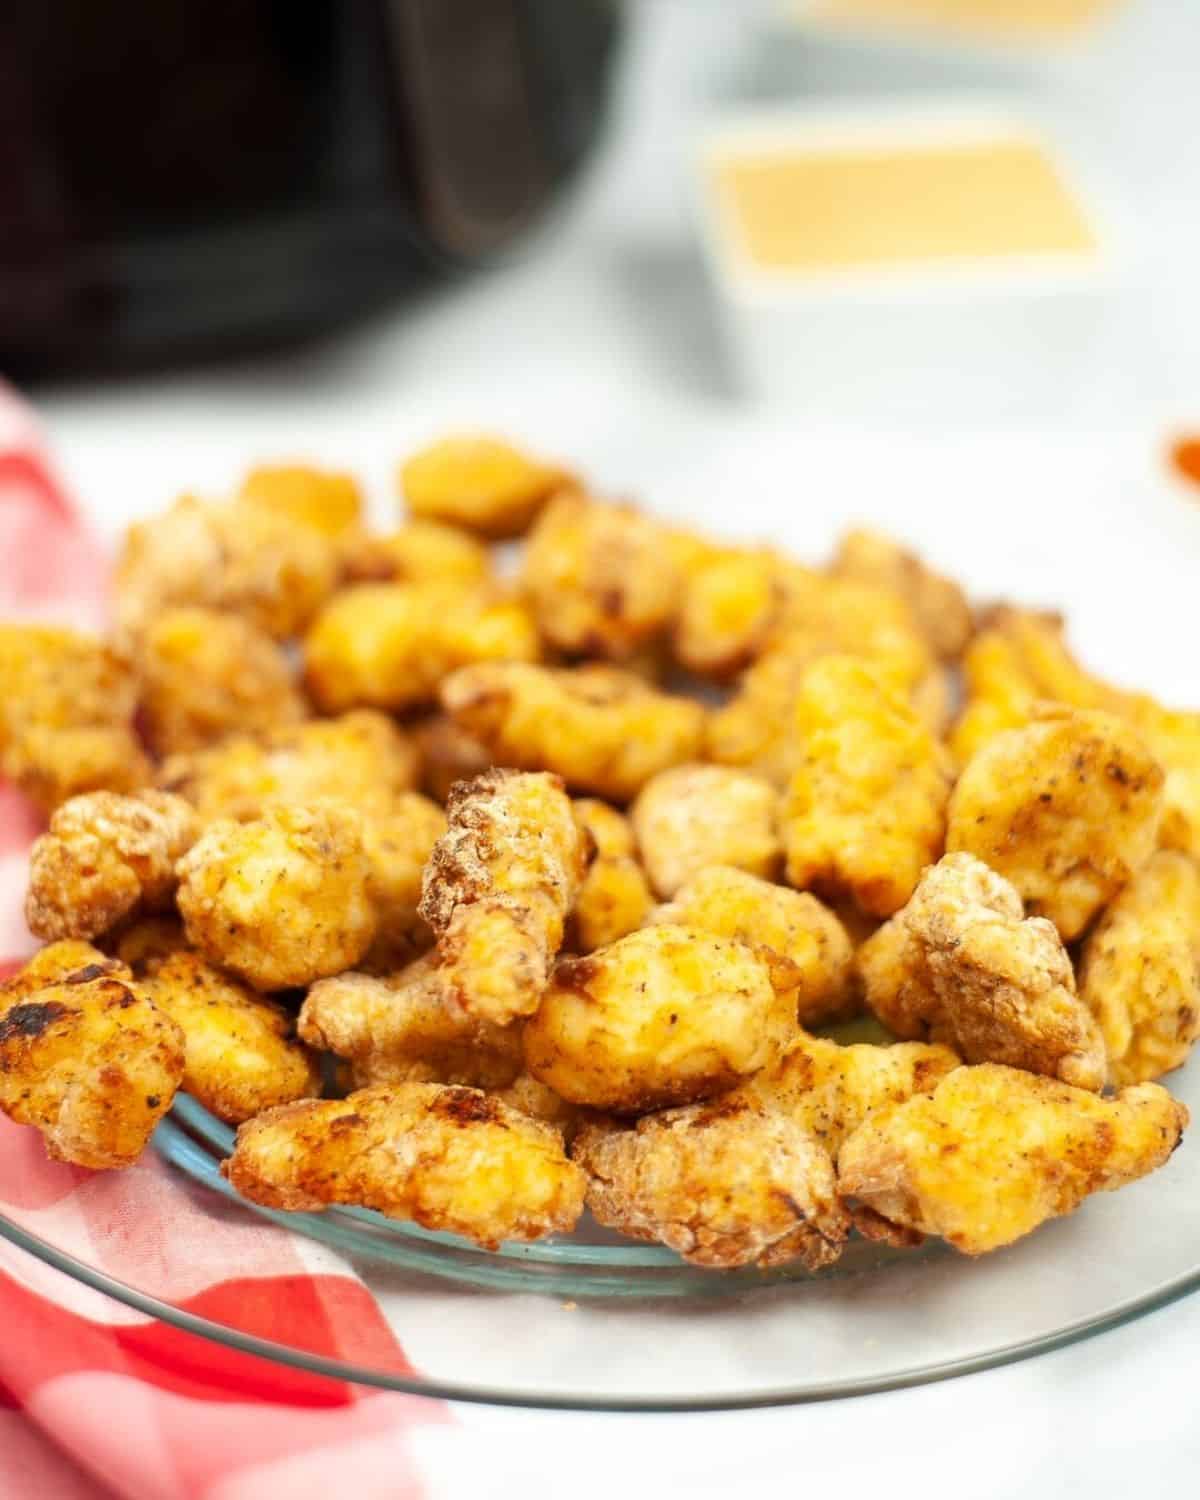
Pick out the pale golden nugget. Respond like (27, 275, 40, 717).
(361, 792, 447, 951)
(401, 435, 568, 538)
(1079, 850, 1200, 1085)
(237, 463, 363, 537)
(831, 528, 972, 660)
(569, 799, 653, 951)
(839, 1064, 1187, 1255)
(631, 764, 780, 899)
(524, 924, 798, 1113)
(419, 770, 589, 1025)
(673, 549, 778, 677)
(177, 803, 377, 990)
(344, 519, 491, 588)
(223, 1083, 586, 1248)
(26, 791, 197, 942)
(947, 707, 1164, 940)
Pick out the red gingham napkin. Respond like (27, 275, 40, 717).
(0, 386, 449, 1500)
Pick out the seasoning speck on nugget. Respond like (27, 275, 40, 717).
(223, 1082, 586, 1248)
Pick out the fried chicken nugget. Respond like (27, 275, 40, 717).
(223, 1083, 587, 1248)
(159, 710, 419, 825)
(135, 607, 305, 755)
(439, 662, 706, 801)
(114, 494, 339, 643)
(236, 463, 364, 537)
(1124, 698, 1200, 859)
(492, 1071, 584, 1141)
(400, 435, 569, 539)
(299, 955, 523, 1090)
(0, 951, 184, 1168)
(142, 951, 320, 1123)
(651, 866, 855, 1026)
(673, 549, 779, 677)
(361, 791, 447, 953)
(946, 707, 1164, 940)
(780, 655, 954, 917)
(524, 924, 799, 1113)
(413, 713, 494, 804)
(568, 799, 653, 952)
(419, 770, 589, 1025)
(830, 529, 973, 661)
(521, 492, 683, 660)
(0, 626, 150, 810)
(631, 764, 780, 899)
(26, 791, 197, 942)
(177, 803, 377, 990)
(573, 1096, 849, 1270)
(343, 520, 491, 589)
(303, 581, 539, 714)
(859, 853, 1106, 1091)
(1078, 851, 1200, 1086)
(838, 1063, 1188, 1254)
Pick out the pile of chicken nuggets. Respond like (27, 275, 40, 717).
(0, 434, 1196, 1270)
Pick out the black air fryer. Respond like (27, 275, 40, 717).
(0, 0, 620, 375)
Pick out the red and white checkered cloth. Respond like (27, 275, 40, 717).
(0, 386, 449, 1500)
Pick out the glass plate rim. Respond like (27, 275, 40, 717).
(2, 1207, 1198, 1413)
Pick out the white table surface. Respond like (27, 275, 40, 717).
(30, 3, 1200, 1494)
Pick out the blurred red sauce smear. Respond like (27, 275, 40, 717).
(1170, 435, 1200, 491)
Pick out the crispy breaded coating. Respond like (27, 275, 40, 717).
(413, 713, 494, 804)
(652, 866, 855, 1026)
(142, 951, 320, 1123)
(419, 770, 588, 1025)
(859, 853, 1106, 1091)
(780, 655, 953, 917)
(492, 1071, 583, 1141)
(631, 763, 780, 899)
(568, 799, 653, 951)
(946, 707, 1164, 940)
(838, 1063, 1188, 1254)
(440, 661, 706, 801)
(177, 803, 377, 990)
(831, 529, 973, 661)
(0, 626, 150, 810)
(26, 791, 197, 942)
(673, 549, 778, 677)
(135, 607, 305, 755)
(0, 956, 183, 1169)
(236, 463, 363, 537)
(521, 492, 682, 660)
(299, 956, 523, 1090)
(159, 710, 419, 825)
(573, 1097, 849, 1270)
(223, 1083, 587, 1248)
(303, 581, 539, 714)
(743, 1030, 960, 1154)
(111, 917, 189, 975)
(400, 435, 568, 538)
(361, 792, 447, 952)
(114, 494, 339, 643)
(1078, 851, 1200, 1086)
(344, 520, 491, 589)
(1124, 699, 1200, 860)
(524, 924, 798, 1113)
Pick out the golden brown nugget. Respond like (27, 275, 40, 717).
(361, 792, 447, 949)
(223, 1083, 587, 1248)
(0, 959, 183, 1169)
(440, 661, 706, 801)
(419, 770, 589, 1026)
(673, 549, 779, 677)
(135, 607, 305, 755)
(568, 799, 653, 952)
(344, 520, 491, 589)
(26, 791, 197, 943)
(743, 1031, 960, 1155)
(573, 1097, 850, 1271)
(0, 626, 150, 810)
(859, 853, 1106, 1091)
(631, 763, 780, 899)
(521, 492, 682, 659)
(111, 917, 189, 976)
(946, 707, 1164, 940)
(413, 713, 494, 804)
(159, 710, 419, 825)
(524, 924, 799, 1114)
(303, 581, 539, 713)
(1124, 698, 1200, 859)
(651, 866, 855, 1027)
(1078, 851, 1200, 1086)
(237, 463, 364, 537)
(493, 1071, 584, 1142)
(780, 655, 953, 917)
(177, 803, 377, 991)
(400, 435, 568, 538)
(830, 529, 973, 661)
(838, 1064, 1188, 1255)
(299, 956, 523, 1090)
(142, 951, 320, 1123)
(114, 494, 339, 642)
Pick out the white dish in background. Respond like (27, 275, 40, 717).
(696, 101, 1131, 424)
